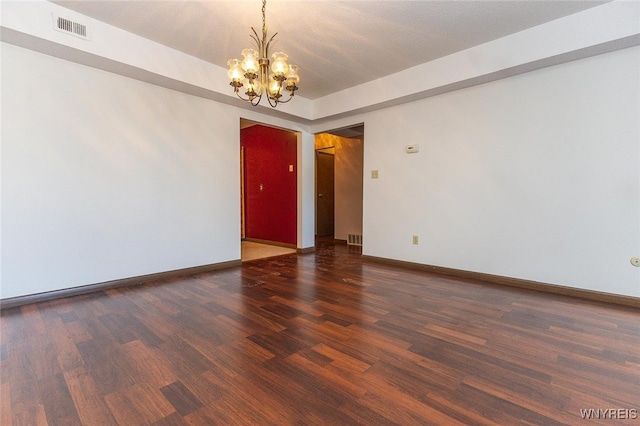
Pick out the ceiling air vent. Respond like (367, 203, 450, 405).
(53, 14, 90, 40)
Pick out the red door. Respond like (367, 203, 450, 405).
(241, 125, 297, 245)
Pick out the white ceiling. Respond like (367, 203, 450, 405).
(50, 0, 609, 100)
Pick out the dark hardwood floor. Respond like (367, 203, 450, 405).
(1, 240, 639, 425)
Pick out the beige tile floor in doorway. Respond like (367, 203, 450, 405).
(241, 241, 296, 262)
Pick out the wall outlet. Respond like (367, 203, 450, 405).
(631, 257, 640, 267)
(412, 235, 419, 245)
(406, 144, 419, 154)
(371, 170, 379, 179)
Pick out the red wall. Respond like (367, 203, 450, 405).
(241, 125, 297, 245)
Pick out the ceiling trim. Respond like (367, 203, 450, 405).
(309, 34, 640, 129)
(2, 1, 638, 129)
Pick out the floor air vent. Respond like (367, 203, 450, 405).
(54, 14, 89, 40)
(347, 234, 362, 246)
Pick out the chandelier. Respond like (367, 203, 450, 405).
(227, 0, 300, 108)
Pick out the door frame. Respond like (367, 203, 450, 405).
(315, 147, 335, 237)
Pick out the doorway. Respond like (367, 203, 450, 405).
(316, 148, 335, 237)
(314, 125, 364, 245)
(240, 119, 298, 261)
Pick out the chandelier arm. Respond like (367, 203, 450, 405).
(276, 94, 294, 104)
(266, 96, 279, 108)
(235, 91, 251, 102)
(276, 89, 295, 104)
(233, 84, 265, 104)
(250, 27, 262, 52)
(264, 32, 278, 57)
(251, 93, 263, 106)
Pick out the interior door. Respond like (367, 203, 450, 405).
(316, 150, 335, 237)
(242, 124, 298, 245)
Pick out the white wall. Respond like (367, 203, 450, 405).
(2, 42, 638, 300)
(0, 43, 315, 299)
(298, 131, 317, 249)
(1, 43, 240, 299)
(361, 46, 640, 297)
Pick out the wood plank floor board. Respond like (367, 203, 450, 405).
(103, 382, 175, 425)
(63, 367, 120, 425)
(450, 382, 568, 426)
(40, 372, 83, 426)
(420, 391, 504, 426)
(337, 398, 411, 426)
(1, 241, 639, 425)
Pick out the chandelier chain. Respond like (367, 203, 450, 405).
(262, 0, 267, 37)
